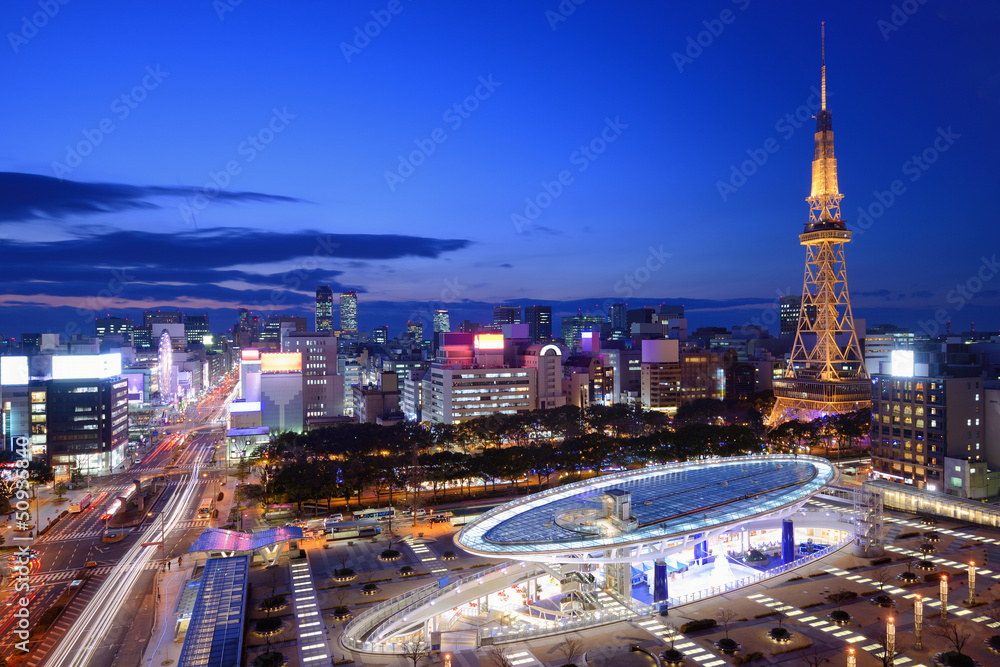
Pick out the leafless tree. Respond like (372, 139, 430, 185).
(487, 644, 514, 667)
(927, 617, 973, 657)
(984, 600, 1000, 625)
(798, 647, 833, 667)
(555, 636, 584, 666)
(827, 587, 854, 612)
(872, 566, 893, 592)
(401, 641, 429, 667)
(868, 621, 897, 667)
(773, 606, 787, 630)
(661, 621, 681, 652)
(717, 608, 739, 640)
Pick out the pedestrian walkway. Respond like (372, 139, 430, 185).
(633, 618, 728, 667)
(884, 517, 1000, 545)
(402, 535, 450, 576)
(292, 556, 331, 665)
(744, 592, 927, 667)
(143, 561, 197, 667)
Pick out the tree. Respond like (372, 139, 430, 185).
(53, 481, 68, 501)
(798, 647, 832, 667)
(0, 495, 11, 515)
(927, 617, 972, 660)
(555, 636, 584, 666)
(872, 565, 893, 592)
(27, 460, 54, 485)
(717, 608, 738, 641)
(400, 641, 428, 667)
(487, 644, 514, 667)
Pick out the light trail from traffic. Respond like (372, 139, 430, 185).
(43, 464, 201, 667)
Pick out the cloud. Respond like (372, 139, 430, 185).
(0, 172, 303, 222)
(0, 227, 473, 309)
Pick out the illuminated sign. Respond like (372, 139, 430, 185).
(0, 356, 29, 386)
(122, 372, 145, 401)
(202, 335, 213, 345)
(891, 350, 914, 377)
(474, 334, 504, 350)
(52, 353, 122, 380)
(260, 352, 302, 373)
(241, 349, 261, 361)
(230, 401, 262, 413)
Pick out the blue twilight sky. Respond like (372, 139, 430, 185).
(0, 0, 998, 339)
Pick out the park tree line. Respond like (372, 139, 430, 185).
(246, 396, 871, 513)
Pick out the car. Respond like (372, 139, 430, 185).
(7, 550, 40, 565)
(429, 515, 449, 524)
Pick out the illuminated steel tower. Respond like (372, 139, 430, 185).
(769, 25, 870, 426)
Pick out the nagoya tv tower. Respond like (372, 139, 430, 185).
(769, 24, 871, 426)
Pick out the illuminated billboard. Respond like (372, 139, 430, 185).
(52, 353, 122, 380)
(230, 401, 262, 413)
(474, 334, 504, 350)
(202, 335, 213, 346)
(260, 352, 302, 373)
(122, 372, 146, 401)
(891, 350, 914, 377)
(241, 349, 261, 361)
(0, 356, 29, 386)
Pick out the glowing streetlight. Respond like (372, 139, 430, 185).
(940, 574, 948, 619)
(968, 561, 976, 605)
(914, 594, 923, 650)
(847, 647, 856, 667)
(886, 616, 895, 667)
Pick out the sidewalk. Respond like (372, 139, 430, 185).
(0, 483, 72, 547)
(143, 560, 196, 667)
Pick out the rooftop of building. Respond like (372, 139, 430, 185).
(457, 455, 837, 558)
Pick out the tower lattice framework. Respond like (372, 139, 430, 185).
(769, 24, 871, 426)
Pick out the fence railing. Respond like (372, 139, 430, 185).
(342, 561, 520, 653)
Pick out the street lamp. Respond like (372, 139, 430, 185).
(968, 561, 976, 605)
(940, 574, 948, 619)
(914, 594, 923, 650)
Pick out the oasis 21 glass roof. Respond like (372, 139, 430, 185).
(457, 455, 837, 557)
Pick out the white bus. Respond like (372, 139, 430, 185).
(69, 493, 92, 514)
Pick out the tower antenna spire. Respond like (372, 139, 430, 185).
(821, 21, 827, 110)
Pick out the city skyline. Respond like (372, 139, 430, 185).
(1, 1, 998, 338)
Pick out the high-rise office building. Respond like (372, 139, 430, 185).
(373, 325, 389, 345)
(779, 295, 802, 337)
(143, 310, 183, 327)
(340, 290, 358, 331)
(282, 331, 344, 422)
(433, 309, 450, 333)
(315, 286, 333, 332)
(608, 303, 627, 340)
(234, 308, 260, 347)
(95, 317, 134, 344)
(493, 304, 521, 327)
(560, 314, 604, 350)
(260, 315, 307, 343)
(184, 314, 210, 346)
(524, 305, 552, 343)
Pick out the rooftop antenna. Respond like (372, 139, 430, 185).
(821, 21, 827, 111)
